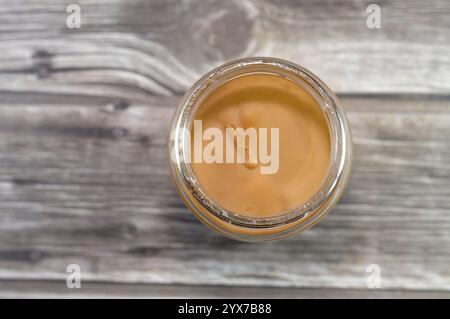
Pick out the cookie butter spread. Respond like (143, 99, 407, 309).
(169, 57, 352, 241)
(191, 74, 331, 218)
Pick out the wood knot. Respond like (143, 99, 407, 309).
(111, 127, 129, 139)
(138, 135, 151, 146)
(32, 49, 53, 79)
(32, 49, 53, 59)
(112, 99, 129, 111)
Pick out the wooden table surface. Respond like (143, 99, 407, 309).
(0, 0, 449, 298)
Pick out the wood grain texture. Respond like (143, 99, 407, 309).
(0, 0, 450, 94)
(2, 280, 450, 299)
(0, 0, 450, 297)
(0, 94, 449, 292)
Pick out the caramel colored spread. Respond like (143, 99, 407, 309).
(191, 73, 331, 218)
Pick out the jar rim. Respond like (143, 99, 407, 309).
(169, 57, 351, 229)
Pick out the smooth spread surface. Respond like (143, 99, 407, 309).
(191, 74, 331, 217)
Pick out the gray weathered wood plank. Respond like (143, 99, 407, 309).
(1, 280, 450, 299)
(0, 0, 450, 94)
(0, 94, 449, 291)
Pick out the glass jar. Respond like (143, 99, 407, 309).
(168, 57, 353, 242)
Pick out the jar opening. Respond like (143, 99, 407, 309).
(170, 57, 349, 229)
